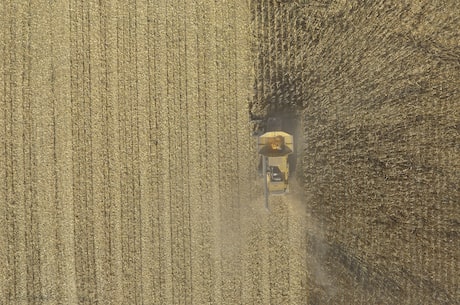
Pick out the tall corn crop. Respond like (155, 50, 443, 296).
(251, 0, 459, 304)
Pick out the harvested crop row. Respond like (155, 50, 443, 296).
(0, 0, 238, 303)
(0, 1, 311, 304)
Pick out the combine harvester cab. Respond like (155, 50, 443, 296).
(258, 131, 294, 208)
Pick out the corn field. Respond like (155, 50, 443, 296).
(0, 0, 309, 304)
(0, 0, 458, 304)
(251, 1, 459, 304)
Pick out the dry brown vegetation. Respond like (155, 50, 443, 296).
(0, 1, 311, 305)
(251, 0, 459, 304)
(1, 0, 458, 304)
(0, 1, 258, 304)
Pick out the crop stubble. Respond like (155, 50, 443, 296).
(1, 0, 309, 304)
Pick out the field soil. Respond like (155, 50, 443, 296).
(0, 1, 307, 304)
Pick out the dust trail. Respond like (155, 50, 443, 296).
(287, 185, 338, 301)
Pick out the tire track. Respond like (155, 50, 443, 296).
(177, 2, 193, 303)
(106, 0, 124, 301)
(152, 0, 174, 303)
(87, 0, 121, 303)
(1, 2, 29, 303)
(0, 0, 6, 299)
(30, 0, 60, 302)
(94, 1, 125, 303)
(135, 0, 156, 304)
(69, 0, 100, 303)
(50, 0, 77, 303)
(0, 2, 7, 294)
(22, 5, 42, 299)
(87, 1, 107, 304)
(117, 1, 144, 303)
(205, 1, 224, 302)
(183, 1, 202, 305)
(145, 0, 164, 301)
(167, 2, 190, 304)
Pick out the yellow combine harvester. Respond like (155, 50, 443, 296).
(258, 131, 294, 208)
